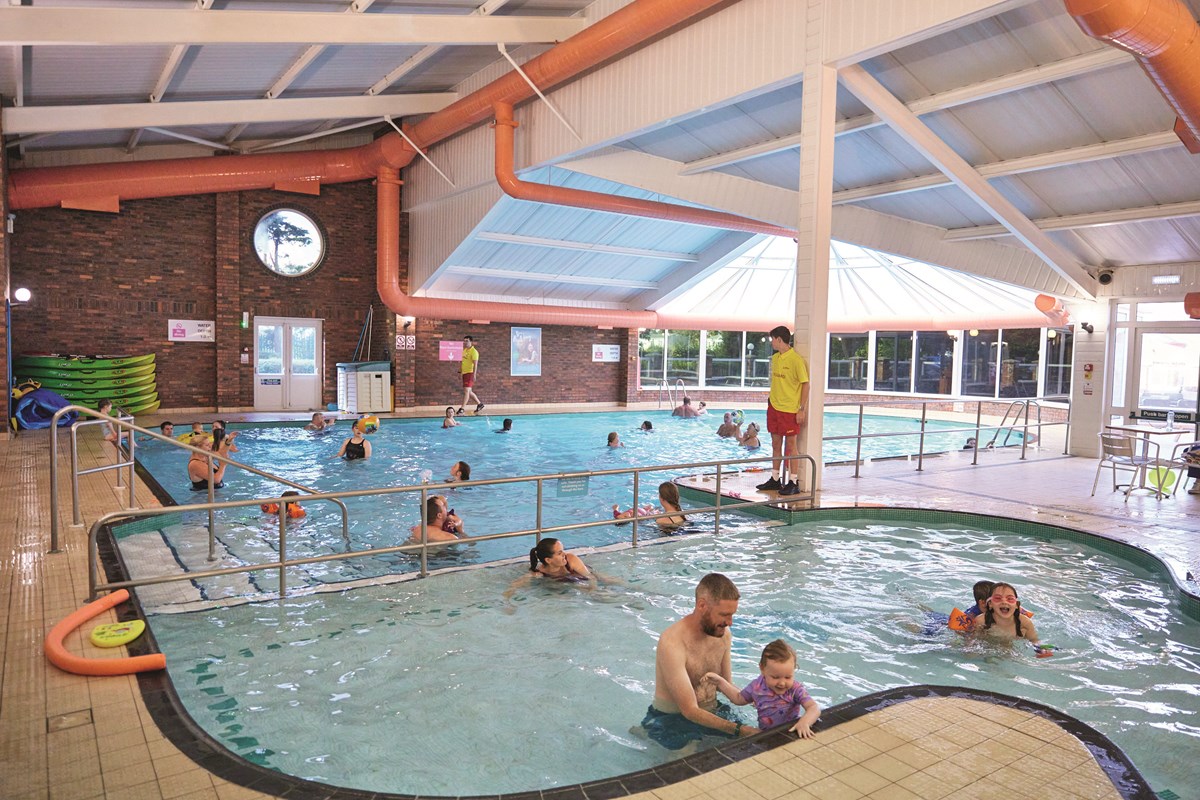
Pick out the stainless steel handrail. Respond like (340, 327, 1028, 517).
(48, 405, 350, 554)
(829, 398, 1068, 477)
(85, 452, 817, 601)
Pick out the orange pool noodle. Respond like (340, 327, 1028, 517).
(45, 589, 166, 676)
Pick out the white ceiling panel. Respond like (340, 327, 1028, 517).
(28, 46, 168, 103)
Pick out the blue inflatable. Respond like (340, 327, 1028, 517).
(15, 388, 78, 429)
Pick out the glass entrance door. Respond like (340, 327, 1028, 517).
(253, 316, 323, 411)
(1132, 330, 1199, 426)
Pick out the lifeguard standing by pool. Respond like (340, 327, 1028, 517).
(458, 335, 485, 415)
(756, 326, 809, 497)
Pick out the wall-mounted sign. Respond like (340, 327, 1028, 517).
(511, 327, 542, 376)
(439, 340, 463, 362)
(168, 319, 215, 342)
(592, 344, 621, 362)
(396, 334, 416, 351)
(557, 475, 590, 498)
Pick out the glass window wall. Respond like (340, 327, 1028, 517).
(873, 332, 912, 393)
(638, 329, 665, 385)
(665, 330, 701, 384)
(1043, 329, 1073, 400)
(1000, 329, 1040, 398)
(828, 334, 868, 390)
(960, 329, 998, 397)
(704, 331, 745, 386)
(746, 332, 773, 387)
(914, 332, 955, 395)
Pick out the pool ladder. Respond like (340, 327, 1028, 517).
(657, 378, 686, 409)
(986, 399, 1040, 449)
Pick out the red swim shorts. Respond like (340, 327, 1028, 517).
(767, 402, 800, 436)
(461, 372, 476, 388)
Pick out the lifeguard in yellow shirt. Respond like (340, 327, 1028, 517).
(755, 326, 809, 496)
(458, 335, 485, 415)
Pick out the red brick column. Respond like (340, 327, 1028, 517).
(621, 328, 640, 404)
(214, 193, 242, 411)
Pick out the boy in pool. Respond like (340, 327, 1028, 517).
(705, 639, 820, 737)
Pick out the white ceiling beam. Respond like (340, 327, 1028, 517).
(839, 63, 1096, 299)
(474, 231, 699, 262)
(2, 93, 455, 135)
(9, 45, 23, 107)
(679, 48, 1133, 176)
(144, 126, 234, 151)
(834, 130, 1181, 204)
(944, 199, 1200, 241)
(444, 265, 658, 289)
(636, 233, 762, 309)
(0, 7, 583, 46)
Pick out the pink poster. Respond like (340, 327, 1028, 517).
(439, 340, 464, 362)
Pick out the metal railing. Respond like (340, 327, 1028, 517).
(48, 405, 350, 555)
(83, 452, 816, 602)
(826, 397, 1070, 478)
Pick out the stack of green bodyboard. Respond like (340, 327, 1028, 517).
(14, 354, 160, 414)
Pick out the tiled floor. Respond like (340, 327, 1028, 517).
(1, 414, 1195, 799)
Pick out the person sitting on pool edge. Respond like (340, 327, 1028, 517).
(334, 422, 371, 461)
(642, 573, 754, 749)
(448, 460, 470, 481)
(409, 496, 465, 543)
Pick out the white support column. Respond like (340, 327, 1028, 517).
(1065, 299, 1110, 458)
(794, 4, 838, 493)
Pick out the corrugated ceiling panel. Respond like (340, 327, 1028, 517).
(282, 44, 428, 95)
(1051, 65, 1176, 141)
(732, 82, 804, 138)
(1110, 149, 1200, 205)
(28, 46, 168, 103)
(171, 44, 303, 98)
(859, 185, 995, 229)
(993, 163, 1154, 219)
(1073, 219, 1200, 266)
(834, 125, 937, 189)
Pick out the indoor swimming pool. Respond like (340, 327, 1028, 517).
(140, 513, 1200, 797)
(123, 409, 1001, 603)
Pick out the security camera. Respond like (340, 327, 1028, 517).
(1097, 268, 1114, 286)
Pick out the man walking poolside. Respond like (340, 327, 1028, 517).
(458, 335, 485, 415)
(756, 326, 810, 496)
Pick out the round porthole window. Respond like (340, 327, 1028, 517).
(253, 208, 325, 277)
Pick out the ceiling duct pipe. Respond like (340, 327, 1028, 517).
(1065, 0, 1200, 153)
(493, 102, 798, 238)
(7, 0, 734, 211)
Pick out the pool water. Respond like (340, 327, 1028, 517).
(126, 410, 993, 603)
(145, 518, 1200, 796)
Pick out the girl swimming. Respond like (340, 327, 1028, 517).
(705, 639, 820, 737)
(974, 582, 1039, 643)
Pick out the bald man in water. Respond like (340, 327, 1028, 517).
(642, 573, 758, 749)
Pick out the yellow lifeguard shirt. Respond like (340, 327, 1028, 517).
(460, 345, 479, 375)
(768, 348, 809, 413)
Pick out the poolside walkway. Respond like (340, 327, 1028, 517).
(0, 421, 1194, 800)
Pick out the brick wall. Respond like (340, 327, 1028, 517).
(407, 318, 628, 407)
(7, 182, 392, 410)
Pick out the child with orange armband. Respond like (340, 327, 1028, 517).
(261, 490, 307, 519)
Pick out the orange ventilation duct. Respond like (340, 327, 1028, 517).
(492, 102, 797, 238)
(1065, 0, 1200, 154)
(1034, 293, 1071, 326)
(7, 0, 733, 211)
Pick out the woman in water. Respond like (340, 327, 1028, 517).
(503, 538, 595, 608)
(740, 422, 761, 449)
(334, 422, 371, 461)
(187, 434, 227, 490)
(973, 582, 1039, 643)
(442, 407, 460, 428)
(613, 482, 687, 528)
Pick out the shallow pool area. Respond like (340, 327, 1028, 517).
(140, 513, 1200, 797)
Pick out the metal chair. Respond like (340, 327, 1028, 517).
(1091, 432, 1163, 502)
(1160, 440, 1200, 498)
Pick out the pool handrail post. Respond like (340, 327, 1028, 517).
(536, 477, 544, 540)
(278, 509, 288, 599)
(1020, 400, 1031, 460)
(854, 403, 864, 478)
(125, 411, 137, 510)
(973, 402, 982, 465)
(419, 485, 429, 577)
(50, 416, 63, 552)
(206, 452, 216, 562)
(630, 469, 640, 546)
(1063, 400, 1071, 456)
(713, 463, 722, 534)
(70, 423, 84, 526)
(917, 402, 928, 471)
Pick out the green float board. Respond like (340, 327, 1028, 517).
(17, 362, 156, 381)
(19, 372, 156, 391)
(15, 353, 155, 370)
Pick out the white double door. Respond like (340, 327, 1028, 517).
(254, 317, 323, 411)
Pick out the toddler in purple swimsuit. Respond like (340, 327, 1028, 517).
(705, 639, 821, 737)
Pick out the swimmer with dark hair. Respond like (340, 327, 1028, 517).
(607, 431, 624, 448)
(503, 538, 596, 609)
(442, 407, 461, 428)
(973, 582, 1039, 644)
(613, 482, 686, 528)
(448, 460, 471, 481)
(495, 418, 513, 433)
(640, 420, 654, 432)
